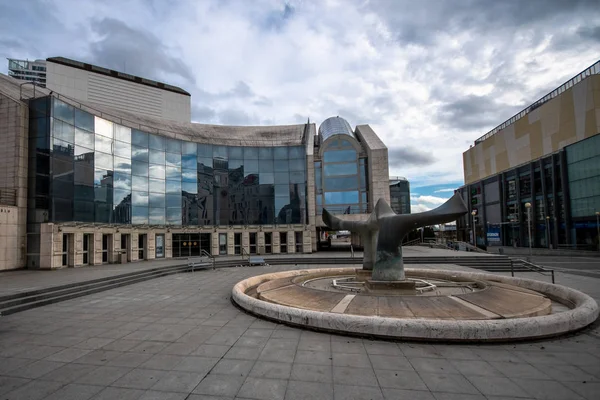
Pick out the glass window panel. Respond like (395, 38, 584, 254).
(132, 191, 148, 206)
(324, 191, 359, 204)
(182, 154, 196, 169)
(245, 159, 259, 174)
(114, 141, 131, 159)
(229, 146, 243, 159)
(261, 172, 274, 184)
(259, 148, 273, 159)
(290, 171, 305, 184)
(94, 117, 113, 138)
(361, 192, 367, 203)
(113, 188, 131, 207)
(74, 163, 94, 185)
(53, 119, 75, 143)
(274, 172, 289, 184)
(132, 161, 149, 177)
(75, 108, 94, 132)
(132, 175, 148, 191)
(166, 194, 181, 208)
(198, 156, 212, 168)
(74, 200, 95, 222)
(149, 193, 165, 208)
(74, 127, 94, 149)
(94, 183, 112, 202)
(182, 181, 197, 194)
(113, 172, 131, 190)
(149, 149, 165, 165)
(274, 184, 289, 197)
(95, 151, 113, 170)
(166, 166, 181, 180)
(289, 158, 305, 172)
(166, 152, 181, 167)
(132, 145, 149, 162)
(316, 195, 322, 206)
(166, 138, 181, 153)
(149, 164, 165, 180)
(244, 147, 259, 159)
(95, 135, 112, 154)
(324, 162, 357, 176)
(114, 156, 131, 174)
(149, 208, 165, 224)
(274, 160, 289, 171)
(166, 180, 181, 194)
(275, 196, 290, 213)
(213, 145, 228, 160)
(53, 99, 74, 124)
(115, 125, 131, 143)
(182, 141, 197, 155)
(132, 206, 148, 224)
(273, 147, 288, 159)
(132, 129, 148, 147)
(182, 169, 196, 182)
(229, 159, 243, 170)
(325, 176, 358, 191)
(259, 158, 273, 172)
(197, 143, 212, 157)
(289, 146, 304, 159)
(167, 208, 182, 224)
(149, 134, 165, 150)
(324, 149, 356, 163)
(149, 178, 165, 193)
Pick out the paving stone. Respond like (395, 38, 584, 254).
(112, 367, 166, 389)
(418, 372, 480, 395)
(563, 381, 600, 400)
(89, 387, 145, 400)
(211, 358, 255, 377)
(159, 342, 199, 355)
(0, 376, 30, 396)
(284, 380, 333, 400)
(192, 344, 231, 358)
(139, 354, 186, 370)
(101, 339, 143, 352)
(237, 377, 288, 400)
(490, 361, 550, 379)
(45, 347, 93, 363)
(448, 359, 500, 376)
(333, 384, 384, 400)
(291, 363, 333, 383)
(76, 365, 132, 386)
(333, 366, 378, 386)
(2, 379, 64, 400)
(381, 388, 435, 400)
(512, 378, 586, 400)
(368, 355, 414, 371)
(193, 373, 245, 397)
(138, 390, 189, 399)
(373, 369, 428, 391)
(250, 361, 293, 379)
(43, 383, 104, 400)
(259, 348, 296, 363)
(73, 338, 116, 350)
(332, 352, 371, 368)
(40, 363, 98, 383)
(150, 370, 205, 392)
(8, 359, 66, 379)
(467, 375, 530, 398)
(13, 345, 65, 360)
(363, 342, 403, 356)
(0, 357, 35, 374)
(409, 357, 460, 374)
(294, 350, 332, 366)
(71, 350, 122, 365)
(106, 351, 153, 367)
(223, 345, 263, 360)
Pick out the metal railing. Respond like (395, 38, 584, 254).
(475, 60, 600, 145)
(403, 238, 422, 246)
(511, 258, 555, 284)
(241, 247, 251, 260)
(0, 189, 17, 206)
(200, 249, 215, 270)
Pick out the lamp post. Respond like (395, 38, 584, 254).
(545, 216, 550, 249)
(471, 210, 477, 246)
(525, 202, 532, 257)
(596, 211, 600, 252)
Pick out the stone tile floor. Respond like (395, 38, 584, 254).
(0, 264, 599, 400)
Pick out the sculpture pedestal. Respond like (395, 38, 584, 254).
(365, 279, 416, 295)
(355, 269, 372, 282)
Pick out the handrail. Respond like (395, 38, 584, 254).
(200, 249, 215, 270)
(241, 247, 250, 260)
(453, 241, 489, 254)
(511, 258, 555, 284)
(403, 238, 422, 246)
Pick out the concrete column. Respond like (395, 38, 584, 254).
(147, 232, 156, 260)
(131, 232, 139, 262)
(242, 231, 250, 255)
(257, 231, 265, 254)
(38, 224, 54, 269)
(110, 233, 121, 263)
(165, 232, 173, 258)
(227, 231, 235, 255)
(302, 230, 312, 254)
(73, 232, 83, 266)
(273, 231, 281, 254)
(53, 232, 63, 268)
(91, 232, 102, 265)
(211, 231, 219, 256)
(287, 230, 295, 253)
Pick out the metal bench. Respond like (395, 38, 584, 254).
(248, 256, 269, 266)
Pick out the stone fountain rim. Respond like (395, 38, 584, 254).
(231, 267, 599, 342)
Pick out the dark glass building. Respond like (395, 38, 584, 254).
(389, 176, 410, 215)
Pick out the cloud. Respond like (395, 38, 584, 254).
(434, 188, 457, 193)
(388, 147, 436, 167)
(411, 195, 448, 206)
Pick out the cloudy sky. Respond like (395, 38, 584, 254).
(1, 0, 599, 212)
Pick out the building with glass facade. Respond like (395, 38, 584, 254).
(7, 58, 47, 87)
(458, 60, 600, 250)
(389, 176, 411, 215)
(0, 72, 391, 270)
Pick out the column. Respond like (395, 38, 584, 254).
(131, 232, 139, 262)
(211, 231, 219, 256)
(147, 232, 156, 260)
(165, 232, 173, 258)
(111, 233, 121, 263)
(287, 230, 295, 253)
(257, 231, 265, 254)
(227, 231, 235, 255)
(242, 231, 250, 255)
(303, 230, 312, 254)
(91, 232, 102, 265)
(273, 231, 281, 254)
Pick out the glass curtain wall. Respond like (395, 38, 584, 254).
(32, 97, 307, 226)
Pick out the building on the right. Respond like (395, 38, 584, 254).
(458, 60, 600, 250)
(389, 176, 411, 214)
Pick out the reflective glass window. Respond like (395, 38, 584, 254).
(229, 159, 243, 170)
(261, 172, 274, 184)
(75, 128, 94, 149)
(149, 193, 165, 208)
(274, 159, 289, 171)
(259, 148, 273, 159)
(73, 200, 94, 222)
(289, 158, 305, 172)
(74, 109, 95, 132)
(198, 156, 212, 168)
(114, 141, 131, 159)
(166, 166, 181, 180)
(132, 161, 149, 177)
(166, 138, 181, 153)
(182, 181, 197, 193)
(113, 172, 131, 190)
(113, 188, 131, 206)
(94, 117, 113, 138)
(274, 172, 289, 184)
(245, 160, 259, 174)
(167, 208, 182, 224)
(166, 180, 181, 194)
(182, 169, 196, 182)
(94, 184, 112, 203)
(182, 141, 197, 155)
(259, 158, 274, 172)
(132, 129, 148, 147)
(74, 145, 94, 158)
(149, 178, 165, 193)
(182, 154, 196, 169)
(149, 149, 165, 165)
(53, 99, 74, 124)
(274, 147, 288, 160)
(197, 143, 212, 157)
(213, 145, 228, 160)
(149, 207, 165, 224)
(95, 135, 112, 154)
(53, 119, 75, 143)
(229, 146, 243, 159)
(132, 175, 148, 191)
(324, 191, 359, 204)
(324, 149, 356, 163)
(289, 146, 304, 159)
(325, 176, 358, 191)
(166, 194, 181, 208)
(132, 146, 149, 162)
(290, 171, 305, 184)
(166, 152, 181, 167)
(132, 206, 148, 224)
(132, 191, 148, 206)
(274, 184, 289, 197)
(324, 162, 356, 176)
(149, 164, 166, 180)
(244, 147, 259, 159)
(149, 134, 165, 150)
(114, 156, 131, 174)
(115, 125, 131, 143)
(95, 152, 113, 170)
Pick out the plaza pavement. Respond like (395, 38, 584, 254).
(0, 261, 599, 399)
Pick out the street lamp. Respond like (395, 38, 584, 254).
(545, 216, 550, 249)
(471, 210, 477, 246)
(596, 211, 600, 252)
(525, 202, 532, 257)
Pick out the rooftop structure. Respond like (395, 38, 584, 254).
(7, 58, 47, 87)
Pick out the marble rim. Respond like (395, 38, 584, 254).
(231, 267, 599, 342)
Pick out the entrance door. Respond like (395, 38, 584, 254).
(280, 232, 287, 253)
(234, 233, 241, 255)
(121, 234, 131, 262)
(155, 234, 165, 258)
(61, 234, 68, 267)
(219, 233, 227, 255)
(102, 234, 110, 263)
(249, 232, 257, 254)
(138, 234, 146, 260)
(82, 234, 91, 265)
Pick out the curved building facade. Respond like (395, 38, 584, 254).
(0, 68, 390, 270)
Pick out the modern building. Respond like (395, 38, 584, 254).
(7, 58, 47, 86)
(0, 71, 390, 270)
(389, 176, 410, 214)
(7, 57, 191, 122)
(458, 60, 600, 250)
